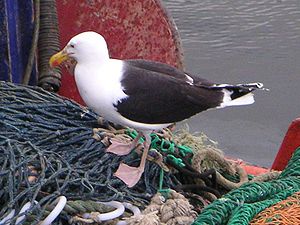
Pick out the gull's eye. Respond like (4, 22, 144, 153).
(70, 44, 75, 48)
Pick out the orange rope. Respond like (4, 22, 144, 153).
(250, 191, 300, 225)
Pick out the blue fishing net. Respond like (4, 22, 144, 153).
(0, 81, 180, 224)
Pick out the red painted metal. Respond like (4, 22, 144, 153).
(228, 158, 269, 176)
(241, 164, 269, 176)
(56, 0, 184, 104)
(271, 118, 300, 171)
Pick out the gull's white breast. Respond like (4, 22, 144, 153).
(74, 59, 127, 122)
(74, 59, 171, 131)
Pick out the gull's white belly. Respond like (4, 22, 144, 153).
(74, 60, 171, 131)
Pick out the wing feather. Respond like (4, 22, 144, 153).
(115, 61, 223, 124)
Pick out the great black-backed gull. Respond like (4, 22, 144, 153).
(49, 31, 264, 187)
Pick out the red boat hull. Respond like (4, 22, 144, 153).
(56, 0, 184, 104)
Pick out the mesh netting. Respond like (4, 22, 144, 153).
(0, 81, 181, 224)
(192, 147, 300, 225)
(250, 190, 300, 224)
(3, 80, 295, 225)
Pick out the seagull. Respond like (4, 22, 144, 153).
(49, 31, 264, 187)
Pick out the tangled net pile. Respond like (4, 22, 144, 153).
(3, 81, 236, 224)
(0, 81, 184, 224)
(3, 80, 299, 225)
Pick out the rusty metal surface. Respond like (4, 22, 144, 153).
(56, 0, 184, 104)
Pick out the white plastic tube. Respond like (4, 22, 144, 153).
(1, 197, 67, 225)
(1, 200, 38, 225)
(39, 196, 67, 225)
(82, 201, 125, 222)
(0, 209, 15, 225)
(116, 202, 141, 225)
(16, 202, 33, 224)
(122, 202, 141, 216)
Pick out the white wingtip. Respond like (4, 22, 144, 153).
(218, 91, 255, 108)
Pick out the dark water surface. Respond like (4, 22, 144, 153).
(163, 0, 300, 166)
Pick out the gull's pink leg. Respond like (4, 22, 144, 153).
(114, 133, 151, 187)
(106, 132, 142, 156)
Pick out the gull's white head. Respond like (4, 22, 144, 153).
(49, 31, 109, 67)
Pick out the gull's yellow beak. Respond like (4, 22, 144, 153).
(49, 48, 69, 68)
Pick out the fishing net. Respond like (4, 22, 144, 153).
(250, 191, 300, 224)
(3, 81, 235, 224)
(0, 81, 184, 224)
(192, 146, 300, 225)
(3, 80, 295, 225)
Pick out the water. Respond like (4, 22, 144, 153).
(163, 0, 300, 167)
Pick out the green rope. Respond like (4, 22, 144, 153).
(227, 187, 298, 224)
(192, 147, 300, 225)
(158, 169, 171, 199)
(166, 155, 185, 168)
(126, 129, 193, 168)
